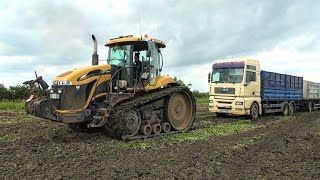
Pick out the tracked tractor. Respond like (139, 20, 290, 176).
(24, 34, 196, 140)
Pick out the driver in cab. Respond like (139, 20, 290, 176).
(134, 53, 142, 78)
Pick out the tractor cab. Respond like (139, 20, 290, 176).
(106, 35, 165, 91)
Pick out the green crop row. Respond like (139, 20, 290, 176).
(0, 100, 25, 110)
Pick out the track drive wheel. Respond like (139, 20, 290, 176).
(104, 108, 141, 138)
(164, 89, 196, 131)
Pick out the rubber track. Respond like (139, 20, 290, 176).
(109, 86, 195, 140)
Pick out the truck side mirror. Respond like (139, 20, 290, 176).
(208, 72, 211, 83)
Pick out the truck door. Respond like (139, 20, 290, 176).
(244, 65, 260, 98)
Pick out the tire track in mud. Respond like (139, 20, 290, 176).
(215, 111, 320, 179)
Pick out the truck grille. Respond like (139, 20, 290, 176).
(215, 87, 235, 94)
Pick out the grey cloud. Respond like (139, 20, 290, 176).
(125, 0, 320, 67)
(1, 0, 320, 89)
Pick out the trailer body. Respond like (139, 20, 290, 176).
(303, 80, 320, 110)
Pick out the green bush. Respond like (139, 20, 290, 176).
(0, 84, 30, 100)
(192, 90, 209, 99)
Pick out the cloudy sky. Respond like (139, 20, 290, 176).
(0, 0, 319, 92)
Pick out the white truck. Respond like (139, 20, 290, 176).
(208, 58, 320, 119)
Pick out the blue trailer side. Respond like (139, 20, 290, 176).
(260, 70, 304, 114)
(261, 70, 303, 101)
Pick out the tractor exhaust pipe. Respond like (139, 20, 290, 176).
(92, 34, 99, 65)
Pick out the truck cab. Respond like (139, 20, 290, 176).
(208, 58, 262, 117)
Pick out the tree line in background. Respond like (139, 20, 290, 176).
(173, 77, 209, 99)
(0, 78, 208, 100)
(0, 84, 30, 100)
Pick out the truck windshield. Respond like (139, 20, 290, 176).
(108, 45, 131, 67)
(211, 68, 244, 83)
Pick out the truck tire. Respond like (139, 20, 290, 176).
(308, 102, 313, 112)
(288, 102, 294, 115)
(250, 102, 259, 120)
(282, 103, 289, 116)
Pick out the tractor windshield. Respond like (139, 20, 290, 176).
(108, 45, 131, 67)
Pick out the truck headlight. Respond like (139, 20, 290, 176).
(57, 89, 63, 94)
(235, 101, 243, 105)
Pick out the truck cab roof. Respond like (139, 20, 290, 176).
(215, 58, 259, 64)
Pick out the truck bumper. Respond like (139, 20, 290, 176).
(208, 96, 250, 115)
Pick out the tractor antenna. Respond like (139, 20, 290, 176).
(138, 11, 142, 38)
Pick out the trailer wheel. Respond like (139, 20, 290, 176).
(308, 102, 313, 112)
(288, 102, 294, 115)
(282, 104, 289, 116)
(250, 102, 259, 120)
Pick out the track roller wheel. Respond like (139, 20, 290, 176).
(160, 122, 171, 133)
(164, 89, 196, 131)
(140, 124, 152, 135)
(151, 124, 161, 134)
(104, 108, 141, 138)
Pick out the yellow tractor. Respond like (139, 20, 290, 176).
(24, 34, 196, 140)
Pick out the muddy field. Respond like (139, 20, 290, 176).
(1, 101, 320, 179)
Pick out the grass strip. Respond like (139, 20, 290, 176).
(0, 100, 25, 110)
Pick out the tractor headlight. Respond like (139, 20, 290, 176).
(118, 80, 127, 89)
(57, 89, 63, 94)
(53, 80, 72, 85)
(209, 100, 214, 103)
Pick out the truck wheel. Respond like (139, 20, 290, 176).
(250, 102, 259, 120)
(308, 102, 313, 112)
(288, 102, 294, 115)
(282, 104, 289, 116)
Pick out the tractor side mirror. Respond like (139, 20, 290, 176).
(208, 72, 211, 83)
